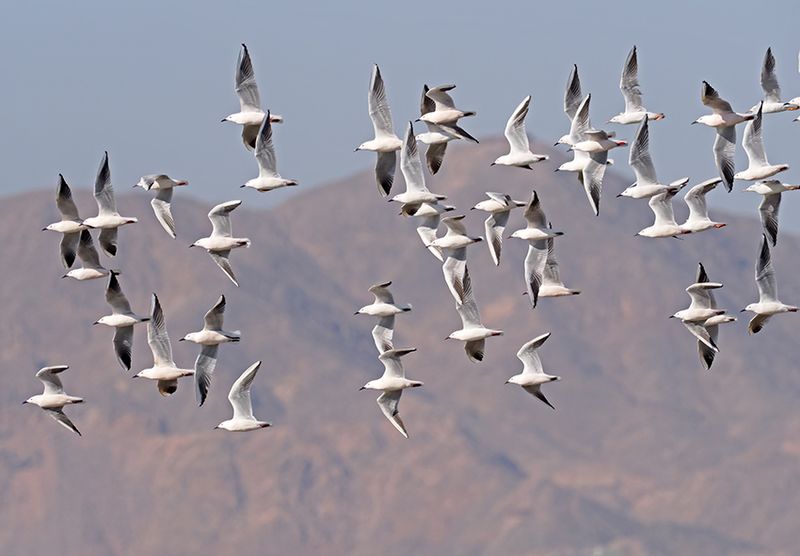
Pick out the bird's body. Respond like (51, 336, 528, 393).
(417, 84, 476, 126)
(609, 47, 665, 125)
(492, 96, 548, 168)
(361, 348, 422, 438)
(43, 175, 86, 269)
(506, 333, 560, 409)
(744, 235, 798, 334)
(191, 200, 250, 287)
(216, 361, 271, 431)
(23, 366, 84, 436)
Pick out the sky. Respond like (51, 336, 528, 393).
(2, 0, 800, 226)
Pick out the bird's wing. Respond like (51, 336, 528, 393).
(376, 391, 407, 438)
(620, 45, 644, 112)
(516, 333, 550, 373)
(399, 123, 428, 194)
(113, 326, 134, 371)
(255, 113, 279, 178)
(426, 84, 457, 110)
(484, 212, 509, 267)
(524, 242, 547, 308)
(94, 152, 116, 215)
(379, 348, 414, 380)
(522, 191, 547, 228)
(368, 64, 395, 137)
(629, 118, 658, 186)
(748, 313, 772, 335)
(419, 84, 434, 116)
(713, 125, 736, 192)
(648, 191, 677, 227)
(504, 95, 531, 153)
(686, 282, 723, 309)
(464, 339, 486, 363)
(564, 65, 582, 121)
(372, 316, 394, 354)
(415, 216, 443, 262)
(742, 104, 768, 167)
(759, 193, 781, 246)
(229, 361, 261, 420)
(45, 408, 81, 436)
(36, 365, 68, 395)
(583, 152, 607, 216)
(543, 229, 562, 286)
(761, 47, 781, 104)
(684, 178, 721, 221)
(195, 344, 219, 407)
(755, 234, 777, 302)
(208, 200, 241, 238)
(76, 230, 103, 269)
(701, 81, 734, 114)
(522, 386, 556, 409)
(568, 94, 592, 142)
(147, 294, 175, 367)
(202, 295, 226, 330)
(442, 251, 468, 304)
(682, 321, 718, 352)
(368, 281, 394, 304)
(59, 232, 80, 269)
(56, 175, 80, 220)
(105, 272, 132, 314)
(375, 151, 397, 197)
(235, 44, 261, 112)
(151, 188, 176, 239)
(425, 142, 447, 175)
(209, 251, 239, 287)
(98, 228, 118, 257)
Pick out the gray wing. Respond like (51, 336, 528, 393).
(235, 44, 261, 112)
(59, 232, 80, 269)
(701, 81, 734, 114)
(372, 316, 394, 354)
(36, 365, 68, 395)
(583, 152, 607, 216)
(629, 118, 658, 185)
(516, 333, 550, 373)
(761, 47, 781, 103)
(699, 324, 720, 370)
(147, 294, 174, 367)
(713, 126, 736, 192)
(464, 339, 486, 363)
(755, 234, 777, 302)
(94, 152, 116, 215)
(569, 94, 592, 142)
(484, 212, 509, 267)
(204, 295, 226, 330)
(748, 313, 772, 335)
(399, 122, 428, 194)
(684, 178, 721, 221)
(442, 250, 468, 303)
(368, 281, 394, 303)
(682, 321, 718, 352)
(543, 230, 562, 286)
(151, 188, 176, 239)
(208, 200, 241, 237)
(759, 193, 781, 246)
(378, 349, 409, 380)
(76, 230, 103, 269)
(98, 228, 118, 257)
(523, 191, 547, 228)
(195, 344, 219, 407)
(106, 272, 132, 314)
(416, 215, 443, 262)
(368, 64, 394, 137)
(620, 45, 644, 112)
(229, 361, 261, 420)
(425, 142, 447, 175)
(376, 390, 408, 438)
(113, 326, 133, 371)
(209, 250, 239, 287)
(45, 408, 81, 436)
(426, 84, 457, 110)
(564, 64, 582, 121)
(375, 151, 396, 197)
(743, 103, 767, 169)
(523, 386, 556, 410)
(419, 84, 435, 116)
(157, 379, 179, 397)
(504, 95, 531, 153)
(524, 242, 547, 308)
(56, 175, 80, 220)
(255, 112, 279, 177)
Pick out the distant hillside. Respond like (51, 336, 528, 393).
(1, 138, 798, 556)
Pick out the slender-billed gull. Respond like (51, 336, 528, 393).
(691, 263, 736, 370)
(446, 268, 503, 362)
(681, 178, 726, 233)
(415, 84, 478, 175)
(618, 118, 688, 199)
(190, 200, 251, 287)
(93, 272, 149, 371)
(243, 110, 298, 192)
(735, 103, 789, 181)
(471, 192, 525, 266)
(743, 234, 798, 334)
(180, 295, 241, 406)
(609, 46, 665, 125)
(390, 122, 447, 213)
(506, 333, 560, 409)
(556, 64, 583, 145)
(743, 180, 800, 246)
(417, 84, 476, 126)
(492, 96, 548, 169)
(540, 224, 580, 298)
(63, 230, 112, 281)
(43, 175, 86, 269)
(637, 182, 689, 238)
(222, 44, 283, 151)
(23, 366, 84, 436)
(355, 281, 412, 354)
(509, 191, 563, 308)
(360, 348, 422, 438)
(355, 65, 402, 195)
(431, 215, 483, 304)
(751, 47, 800, 114)
(133, 294, 194, 395)
(82, 152, 137, 257)
(215, 361, 271, 432)
(410, 201, 455, 262)
(133, 174, 188, 239)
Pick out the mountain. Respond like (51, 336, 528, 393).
(2, 138, 799, 556)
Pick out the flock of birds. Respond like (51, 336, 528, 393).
(24, 44, 800, 439)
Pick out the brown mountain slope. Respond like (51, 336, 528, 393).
(2, 138, 799, 555)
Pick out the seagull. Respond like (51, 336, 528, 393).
(180, 295, 241, 407)
(692, 263, 736, 370)
(693, 81, 755, 191)
(415, 84, 478, 175)
(222, 44, 283, 151)
(743, 234, 798, 334)
(23, 365, 84, 436)
(570, 130, 627, 154)
(491, 96, 549, 169)
(431, 215, 483, 304)
(618, 118, 689, 199)
(743, 180, 800, 246)
(215, 361, 271, 432)
(410, 201, 455, 262)
(93, 271, 149, 371)
(63, 229, 113, 281)
(82, 152, 138, 257)
(681, 178, 727, 233)
(390, 122, 447, 213)
(355, 281, 412, 354)
(446, 268, 503, 362)
(734, 103, 789, 181)
(540, 224, 580, 298)
(670, 272, 726, 356)
(355, 65, 402, 195)
(43, 175, 86, 269)
(417, 84, 476, 126)
(509, 191, 563, 308)
(556, 64, 583, 145)
(555, 95, 613, 215)
(750, 47, 800, 114)
(242, 110, 298, 192)
(637, 183, 690, 238)
(471, 192, 525, 266)
(133, 174, 188, 239)
(133, 294, 194, 395)
(505, 333, 560, 409)
(609, 46, 665, 124)
(190, 200, 251, 287)
(360, 348, 423, 439)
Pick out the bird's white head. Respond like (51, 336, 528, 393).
(179, 332, 199, 343)
(360, 380, 378, 391)
(554, 134, 571, 147)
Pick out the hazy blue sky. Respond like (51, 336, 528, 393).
(2, 0, 800, 224)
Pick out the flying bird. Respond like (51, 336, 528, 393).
(691, 263, 736, 370)
(609, 46, 665, 124)
(446, 268, 503, 362)
(390, 122, 447, 213)
(93, 272, 149, 371)
(751, 47, 800, 114)
(180, 295, 241, 407)
(506, 333, 561, 409)
(539, 224, 580, 298)
(354, 281, 412, 354)
(82, 152, 138, 257)
(190, 200, 251, 287)
(681, 178, 727, 233)
(618, 118, 688, 199)
(409, 201, 455, 262)
(743, 180, 800, 246)
(133, 174, 188, 239)
(637, 183, 690, 238)
(431, 215, 483, 304)
(471, 192, 525, 266)
(63, 230, 113, 281)
(417, 84, 476, 126)
(243, 110, 298, 192)
(43, 175, 86, 269)
(491, 96, 549, 169)
(215, 361, 271, 432)
(415, 84, 478, 175)
(734, 103, 789, 182)
(222, 44, 283, 151)
(743, 234, 798, 334)
(556, 64, 583, 146)
(360, 348, 423, 439)
(133, 294, 194, 395)
(23, 365, 84, 436)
